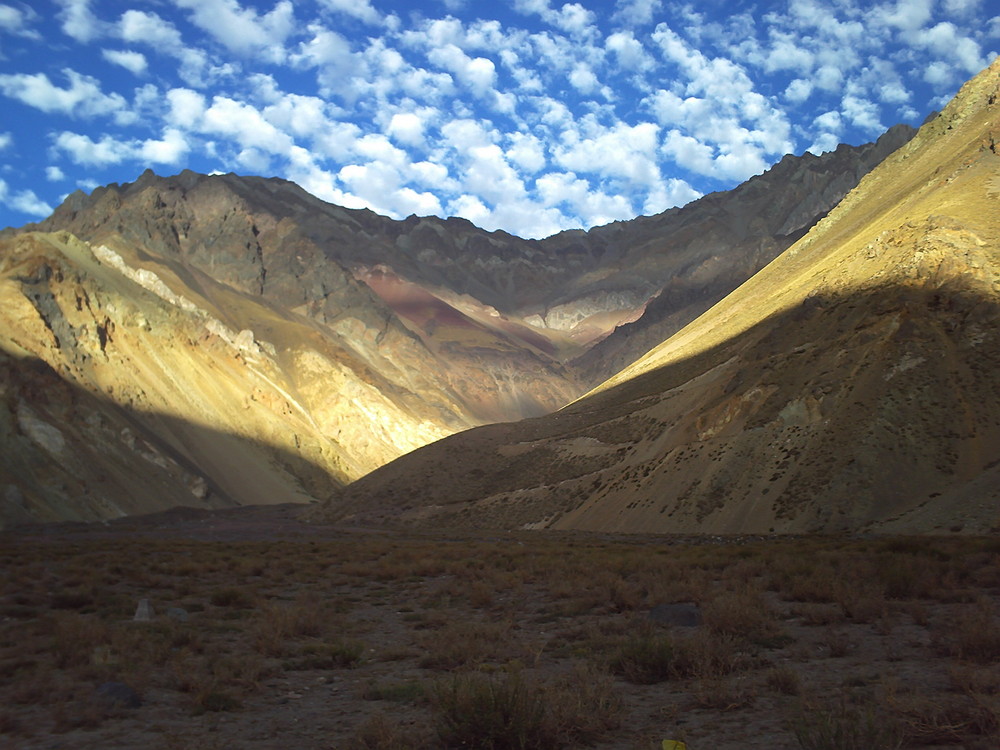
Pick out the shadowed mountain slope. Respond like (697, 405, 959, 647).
(323, 58, 1000, 535)
(0, 106, 916, 526)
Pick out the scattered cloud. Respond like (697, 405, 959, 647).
(102, 49, 147, 75)
(56, 0, 104, 43)
(174, 0, 295, 63)
(0, 68, 131, 121)
(0, 177, 53, 218)
(0, 0, 994, 237)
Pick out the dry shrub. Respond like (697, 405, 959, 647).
(702, 587, 781, 644)
(209, 586, 255, 608)
(252, 595, 325, 656)
(950, 664, 1000, 696)
(821, 628, 855, 658)
(691, 676, 756, 711)
(282, 639, 365, 670)
(349, 712, 431, 750)
(940, 600, 1000, 664)
(836, 582, 888, 624)
(793, 699, 902, 750)
(610, 628, 749, 684)
(766, 665, 802, 696)
(431, 667, 620, 749)
(887, 690, 999, 745)
(418, 620, 519, 670)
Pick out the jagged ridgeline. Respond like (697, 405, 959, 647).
(0, 85, 933, 528)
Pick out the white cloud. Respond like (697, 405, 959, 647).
(52, 131, 128, 166)
(785, 78, 813, 103)
(924, 61, 954, 86)
(57, 0, 103, 43)
(387, 112, 426, 146)
(119, 10, 182, 52)
(842, 93, 883, 134)
(140, 128, 190, 164)
(612, 0, 663, 27)
(568, 62, 599, 94)
(661, 129, 715, 175)
(879, 82, 910, 104)
(46, 166, 65, 181)
(0, 4, 39, 38)
(549, 3, 597, 37)
(606, 31, 655, 72)
(200, 96, 295, 155)
(913, 22, 987, 74)
(102, 49, 147, 75)
(536, 170, 634, 226)
(642, 177, 700, 215)
(764, 33, 815, 74)
(505, 132, 546, 173)
(0, 178, 52, 218)
(320, 0, 383, 26)
(0, 131, 10, 149)
(166, 88, 207, 127)
(428, 44, 497, 96)
(174, 0, 295, 62)
(448, 193, 490, 226)
(0, 68, 130, 121)
(555, 120, 662, 189)
(514, 0, 597, 38)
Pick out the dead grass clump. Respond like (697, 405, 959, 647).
(938, 600, 1000, 664)
(418, 620, 519, 670)
(432, 670, 549, 749)
(361, 679, 426, 703)
(766, 665, 802, 696)
(431, 667, 621, 749)
(282, 639, 365, 670)
(690, 676, 756, 711)
(701, 587, 782, 645)
(793, 699, 902, 750)
(887, 691, 999, 746)
(252, 596, 326, 656)
(610, 628, 748, 684)
(209, 586, 256, 608)
(821, 628, 856, 658)
(349, 712, 432, 750)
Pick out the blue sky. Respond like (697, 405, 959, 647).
(0, 1, 996, 238)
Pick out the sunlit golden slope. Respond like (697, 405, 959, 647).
(0, 231, 472, 527)
(327, 57, 1000, 535)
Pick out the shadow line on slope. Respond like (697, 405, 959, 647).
(0, 351, 339, 529)
(328, 279, 1000, 534)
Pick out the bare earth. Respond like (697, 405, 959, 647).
(1, 505, 998, 749)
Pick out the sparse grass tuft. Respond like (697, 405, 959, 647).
(793, 700, 902, 750)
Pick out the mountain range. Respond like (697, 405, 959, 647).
(2, 58, 997, 533)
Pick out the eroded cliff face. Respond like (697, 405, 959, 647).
(325, 60, 1000, 535)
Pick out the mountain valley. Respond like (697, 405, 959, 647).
(2, 60, 998, 534)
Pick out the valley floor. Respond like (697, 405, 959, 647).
(1, 507, 998, 749)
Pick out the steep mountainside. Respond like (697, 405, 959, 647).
(0, 112, 914, 527)
(0, 231, 472, 526)
(326, 58, 1000, 535)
